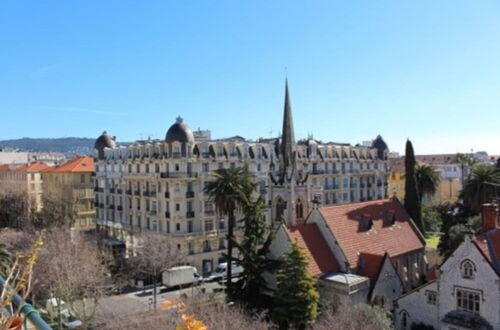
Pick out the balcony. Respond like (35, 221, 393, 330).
(98, 187, 104, 193)
(360, 183, 366, 188)
(99, 203, 104, 208)
(165, 191, 170, 198)
(377, 182, 382, 187)
(144, 191, 157, 197)
(312, 169, 325, 175)
(110, 188, 115, 193)
(150, 210, 157, 216)
(165, 212, 170, 219)
(117, 205, 123, 211)
(117, 189, 123, 194)
(134, 190, 141, 195)
(160, 172, 198, 179)
(186, 211, 195, 218)
(126, 189, 132, 195)
(94, 187, 99, 192)
(205, 210, 215, 216)
(108, 204, 115, 209)
(186, 191, 195, 198)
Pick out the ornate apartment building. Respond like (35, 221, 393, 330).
(94, 81, 390, 274)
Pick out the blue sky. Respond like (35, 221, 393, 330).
(1, 1, 499, 155)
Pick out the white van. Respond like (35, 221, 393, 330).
(162, 266, 202, 288)
(208, 262, 244, 281)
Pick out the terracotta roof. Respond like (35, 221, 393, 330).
(15, 162, 52, 172)
(286, 223, 340, 276)
(389, 157, 405, 172)
(357, 253, 385, 283)
(415, 154, 458, 165)
(476, 228, 500, 272)
(319, 199, 425, 271)
(0, 164, 10, 171)
(51, 156, 94, 173)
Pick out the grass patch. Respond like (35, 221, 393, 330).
(425, 235, 440, 249)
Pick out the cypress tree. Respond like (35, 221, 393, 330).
(404, 139, 424, 233)
(273, 241, 319, 329)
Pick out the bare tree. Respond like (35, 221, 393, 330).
(129, 231, 186, 310)
(98, 298, 272, 330)
(33, 228, 114, 329)
(313, 303, 392, 330)
(35, 188, 79, 229)
(0, 192, 35, 229)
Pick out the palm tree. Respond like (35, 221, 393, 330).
(461, 164, 500, 212)
(204, 167, 255, 298)
(457, 153, 477, 188)
(415, 164, 441, 203)
(0, 243, 11, 277)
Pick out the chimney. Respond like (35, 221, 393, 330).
(481, 203, 499, 233)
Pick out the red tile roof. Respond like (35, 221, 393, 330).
(0, 164, 10, 171)
(476, 228, 500, 272)
(357, 253, 385, 283)
(286, 223, 340, 276)
(320, 199, 425, 271)
(15, 162, 52, 172)
(51, 156, 94, 173)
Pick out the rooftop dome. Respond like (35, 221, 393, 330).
(371, 135, 388, 160)
(95, 131, 117, 150)
(166, 116, 194, 143)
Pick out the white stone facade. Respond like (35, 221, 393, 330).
(395, 237, 500, 330)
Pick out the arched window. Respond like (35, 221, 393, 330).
(400, 311, 409, 330)
(275, 198, 285, 222)
(296, 200, 304, 219)
(461, 260, 475, 279)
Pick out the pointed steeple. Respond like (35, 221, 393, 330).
(280, 79, 295, 170)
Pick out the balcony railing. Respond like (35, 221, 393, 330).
(312, 169, 325, 175)
(186, 191, 195, 198)
(117, 205, 123, 211)
(144, 191, 157, 197)
(205, 210, 215, 216)
(161, 172, 198, 179)
(110, 188, 115, 193)
(186, 211, 195, 218)
(165, 212, 170, 219)
(165, 192, 170, 198)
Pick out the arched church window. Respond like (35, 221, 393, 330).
(461, 260, 475, 279)
(296, 200, 304, 219)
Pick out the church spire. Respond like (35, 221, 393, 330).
(280, 79, 295, 170)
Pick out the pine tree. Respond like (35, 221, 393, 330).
(404, 139, 424, 233)
(273, 241, 319, 329)
(233, 197, 278, 307)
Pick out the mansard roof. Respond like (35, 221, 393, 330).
(319, 199, 425, 270)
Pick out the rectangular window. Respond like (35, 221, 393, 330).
(456, 288, 480, 314)
(202, 163, 209, 172)
(205, 220, 214, 232)
(426, 291, 437, 305)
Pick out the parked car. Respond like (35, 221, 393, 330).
(61, 309, 82, 329)
(208, 262, 244, 281)
(162, 266, 202, 288)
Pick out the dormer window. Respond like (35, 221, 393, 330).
(461, 260, 475, 279)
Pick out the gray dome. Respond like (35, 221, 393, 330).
(95, 131, 116, 150)
(165, 117, 194, 143)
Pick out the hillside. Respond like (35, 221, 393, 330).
(0, 137, 95, 155)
